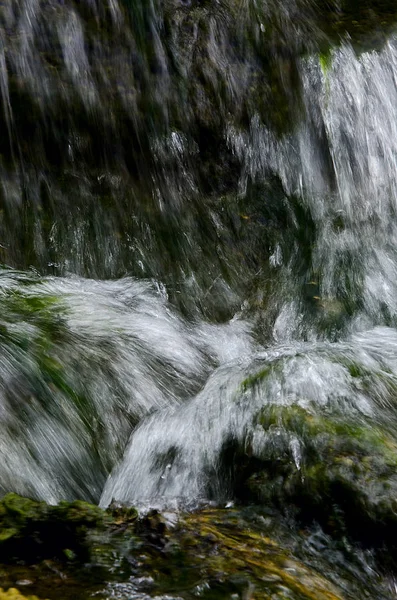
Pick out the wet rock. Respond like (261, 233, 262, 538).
(151, 508, 346, 600)
(0, 493, 107, 563)
(233, 404, 397, 553)
(0, 0, 396, 278)
(0, 495, 393, 599)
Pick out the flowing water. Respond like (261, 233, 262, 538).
(3, 0, 397, 596)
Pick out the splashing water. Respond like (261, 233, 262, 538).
(1, 0, 397, 529)
(100, 327, 397, 508)
(99, 37, 397, 509)
(0, 270, 254, 503)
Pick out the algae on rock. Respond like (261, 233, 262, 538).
(0, 590, 46, 600)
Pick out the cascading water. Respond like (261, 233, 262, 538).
(3, 0, 397, 598)
(101, 38, 397, 509)
(0, 270, 253, 503)
(100, 327, 397, 508)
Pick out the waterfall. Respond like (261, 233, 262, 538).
(1, 0, 397, 572)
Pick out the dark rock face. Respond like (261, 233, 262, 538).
(0, 0, 396, 283)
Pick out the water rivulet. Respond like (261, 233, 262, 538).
(2, 0, 397, 598)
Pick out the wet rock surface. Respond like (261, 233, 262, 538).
(0, 0, 396, 284)
(238, 406, 397, 554)
(0, 494, 395, 599)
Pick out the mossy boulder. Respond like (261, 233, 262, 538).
(232, 404, 397, 552)
(0, 493, 108, 563)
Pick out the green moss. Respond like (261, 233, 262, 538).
(0, 590, 46, 600)
(241, 365, 272, 392)
(0, 529, 18, 542)
(319, 50, 333, 76)
(237, 404, 397, 550)
(0, 493, 109, 564)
